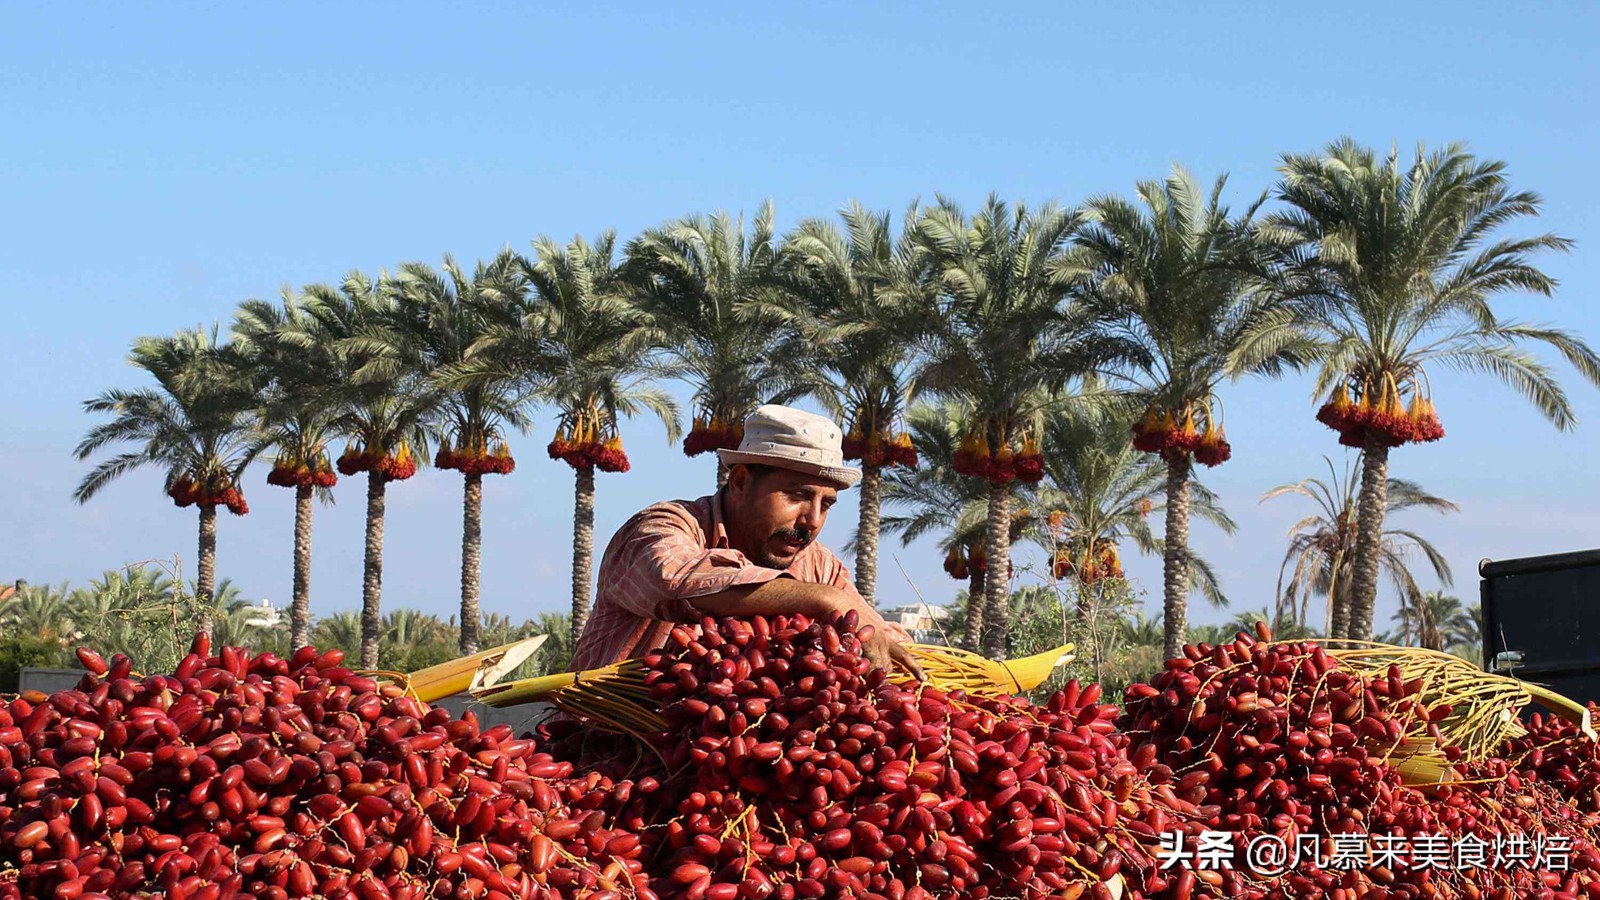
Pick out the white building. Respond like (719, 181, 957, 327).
(245, 597, 282, 629)
(880, 603, 951, 634)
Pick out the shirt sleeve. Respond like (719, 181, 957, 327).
(608, 506, 790, 624)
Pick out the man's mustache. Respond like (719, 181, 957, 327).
(772, 527, 812, 547)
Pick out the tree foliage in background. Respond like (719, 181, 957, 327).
(1263, 454, 1457, 636)
(73, 327, 264, 638)
(1069, 167, 1292, 662)
(1258, 140, 1600, 640)
(389, 251, 529, 654)
(772, 202, 936, 605)
(0, 633, 67, 693)
(0, 564, 579, 687)
(625, 202, 799, 487)
(299, 272, 436, 668)
(232, 288, 345, 652)
(1393, 589, 1479, 658)
(911, 196, 1104, 656)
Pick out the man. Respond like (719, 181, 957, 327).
(570, 404, 924, 678)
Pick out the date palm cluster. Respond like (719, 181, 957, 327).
(546, 421, 628, 474)
(1130, 404, 1232, 468)
(264, 451, 338, 489)
(1052, 542, 1124, 585)
(940, 543, 989, 581)
(1317, 376, 1446, 448)
(680, 412, 743, 458)
(166, 473, 249, 516)
(335, 442, 419, 481)
(951, 431, 1046, 485)
(436, 436, 517, 476)
(841, 428, 918, 470)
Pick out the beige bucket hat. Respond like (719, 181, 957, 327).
(717, 405, 862, 489)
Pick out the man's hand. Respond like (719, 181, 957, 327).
(690, 580, 925, 680)
(860, 624, 927, 682)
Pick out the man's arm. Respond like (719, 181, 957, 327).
(689, 580, 926, 680)
(688, 578, 843, 619)
(599, 504, 790, 627)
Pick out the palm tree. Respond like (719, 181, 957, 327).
(1393, 590, 1476, 652)
(298, 272, 435, 668)
(624, 202, 796, 487)
(311, 611, 363, 657)
(74, 327, 262, 637)
(379, 609, 453, 669)
(910, 196, 1099, 656)
(1118, 612, 1166, 650)
(390, 252, 529, 654)
(69, 566, 177, 647)
(1263, 455, 1457, 636)
(512, 233, 680, 636)
(1034, 401, 1232, 617)
(876, 402, 1034, 651)
(1, 582, 74, 642)
(196, 580, 270, 651)
(1259, 140, 1600, 640)
(1221, 606, 1313, 642)
(233, 289, 344, 651)
(772, 202, 935, 605)
(1448, 605, 1484, 666)
(1069, 168, 1295, 662)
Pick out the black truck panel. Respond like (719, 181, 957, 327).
(1480, 548, 1600, 704)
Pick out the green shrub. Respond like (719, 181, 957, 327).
(392, 640, 458, 674)
(0, 634, 67, 693)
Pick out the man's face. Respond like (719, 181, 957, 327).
(724, 465, 840, 569)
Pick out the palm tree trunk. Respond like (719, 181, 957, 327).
(196, 505, 217, 639)
(1083, 580, 1106, 685)
(1346, 441, 1391, 642)
(360, 472, 387, 669)
(1419, 596, 1442, 651)
(459, 473, 483, 655)
(1161, 455, 1192, 662)
(980, 482, 1012, 658)
(1327, 547, 1350, 638)
(571, 467, 596, 638)
(290, 483, 314, 652)
(963, 564, 986, 651)
(716, 458, 730, 490)
(854, 464, 883, 605)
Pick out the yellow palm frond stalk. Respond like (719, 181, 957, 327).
(1389, 736, 1456, 787)
(908, 643, 1076, 694)
(472, 658, 664, 736)
(366, 635, 549, 702)
(1319, 640, 1595, 766)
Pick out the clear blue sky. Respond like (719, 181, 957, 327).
(4, 3, 1598, 634)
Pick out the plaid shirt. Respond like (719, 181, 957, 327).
(569, 492, 908, 670)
